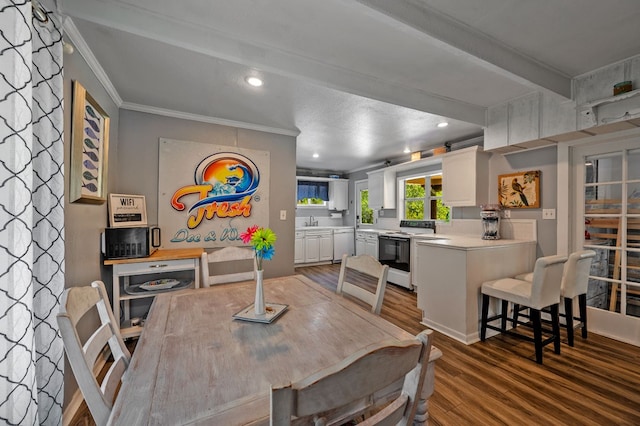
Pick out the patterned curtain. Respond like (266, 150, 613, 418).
(0, 1, 65, 424)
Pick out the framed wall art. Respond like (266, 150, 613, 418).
(70, 80, 110, 204)
(108, 194, 148, 227)
(498, 170, 540, 209)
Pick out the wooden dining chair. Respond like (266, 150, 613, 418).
(57, 281, 131, 426)
(337, 254, 389, 315)
(270, 329, 434, 426)
(200, 246, 256, 287)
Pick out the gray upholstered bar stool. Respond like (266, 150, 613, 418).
(515, 250, 596, 346)
(480, 255, 567, 364)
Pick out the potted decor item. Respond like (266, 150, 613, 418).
(240, 225, 276, 315)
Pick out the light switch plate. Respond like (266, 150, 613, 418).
(279, 210, 286, 220)
(543, 209, 556, 220)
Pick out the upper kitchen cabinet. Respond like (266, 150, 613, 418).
(367, 169, 396, 210)
(442, 146, 489, 207)
(484, 91, 576, 154)
(328, 179, 348, 211)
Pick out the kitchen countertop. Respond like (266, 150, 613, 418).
(414, 234, 536, 250)
(296, 226, 355, 231)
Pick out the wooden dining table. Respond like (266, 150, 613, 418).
(109, 274, 442, 425)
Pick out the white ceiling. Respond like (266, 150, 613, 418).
(57, 0, 640, 173)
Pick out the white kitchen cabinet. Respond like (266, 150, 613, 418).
(364, 233, 379, 259)
(319, 233, 333, 261)
(304, 236, 320, 262)
(367, 169, 396, 210)
(484, 91, 576, 153)
(294, 231, 305, 264)
(299, 229, 333, 263)
(442, 145, 490, 207)
(328, 179, 349, 211)
(355, 231, 366, 256)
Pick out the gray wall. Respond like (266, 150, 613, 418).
(117, 110, 297, 278)
(489, 146, 557, 257)
(348, 147, 558, 257)
(63, 49, 120, 407)
(61, 66, 296, 409)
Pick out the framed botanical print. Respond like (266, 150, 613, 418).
(70, 80, 110, 204)
(498, 170, 540, 209)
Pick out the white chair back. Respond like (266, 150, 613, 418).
(57, 281, 131, 426)
(529, 255, 567, 309)
(270, 330, 433, 426)
(561, 250, 596, 299)
(201, 246, 256, 287)
(337, 254, 389, 315)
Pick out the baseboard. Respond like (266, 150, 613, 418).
(62, 350, 110, 425)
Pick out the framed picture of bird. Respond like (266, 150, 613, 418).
(498, 170, 540, 209)
(70, 80, 110, 204)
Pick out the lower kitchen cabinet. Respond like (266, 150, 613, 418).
(295, 229, 334, 264)
(355, 231, 379, 259)
(294, 231, 305, 264)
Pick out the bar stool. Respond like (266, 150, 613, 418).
(480, 255, 567, 364)
(515, 250, 596, 346)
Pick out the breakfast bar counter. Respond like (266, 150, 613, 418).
(414, 237, 536, 344)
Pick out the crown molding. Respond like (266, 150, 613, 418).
(120, 102, 300, 137)
(63, 17, 123, 107)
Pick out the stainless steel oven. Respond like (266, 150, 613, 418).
(378, 234, 411, 272)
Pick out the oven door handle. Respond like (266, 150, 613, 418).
(379, 236, 409, 242)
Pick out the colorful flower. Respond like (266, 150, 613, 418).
(240, 225, 259, 244)
(242, 225, 276, 270)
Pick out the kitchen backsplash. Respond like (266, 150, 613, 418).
(437, 219, 537, 240)
(295, 215, 345, 228)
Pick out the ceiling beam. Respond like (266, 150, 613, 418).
(59, 0, 486, 125)
(355, 0, 572, 99)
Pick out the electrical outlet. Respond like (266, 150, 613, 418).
(503, 209, 511, 218)
(279, 210, 286, 220)
(543, 208, 556, 220)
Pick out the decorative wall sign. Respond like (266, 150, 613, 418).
(498, 170, 540, 209)
(108, 194, 148, 227)
(158, 138, 270, 249)
(70, 80, 110, 203)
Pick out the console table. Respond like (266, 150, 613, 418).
(104, 247, 203, 338)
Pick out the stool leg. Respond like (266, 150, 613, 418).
(481, 294, 489, 341)
(564, 297, 574, 347)
(501, 300, 508, 331)
(579, 293, 588, 339)
(513, 304, 520, 326)
(531, 309, 543, 364)
(550, 303, 561, 354)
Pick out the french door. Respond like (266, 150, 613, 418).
(572, 136, 640, 345)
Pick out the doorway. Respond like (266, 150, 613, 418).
(355, 179, 373, 226)
(572, 135, 640, 345)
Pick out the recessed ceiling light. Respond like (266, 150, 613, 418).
(437, 121, 449, 128)
(245, 76, 263, 87)
(403, 147, 411, 154)
(312, 153, 319, 158)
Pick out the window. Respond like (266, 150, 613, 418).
(401, 174, 449, 221)
(297, 180, 328, 206)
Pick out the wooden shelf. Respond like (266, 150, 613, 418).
(582, 89, 640, 109)
(584, 199, 640, 310)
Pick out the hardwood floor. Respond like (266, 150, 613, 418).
(296, 263, 640, 426)
(71, 264, 640, 425)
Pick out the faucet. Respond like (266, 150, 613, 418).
(308, 215, 318, 226)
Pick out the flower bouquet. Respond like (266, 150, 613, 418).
(240, 225, 276, 315)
